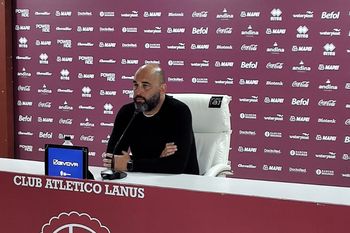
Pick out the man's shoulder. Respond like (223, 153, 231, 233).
(165, 95, 191, 113)
(118, 102, 135, 115)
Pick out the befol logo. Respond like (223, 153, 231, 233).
(241, 61, 258, 69)
(39, 131, 53, 139)
(291, 98, 310, 106)
(18, 114, 32, 122)
(192, 27, 209, 35)
(345, 136, 350, 143)
(321, 11, 340, 20)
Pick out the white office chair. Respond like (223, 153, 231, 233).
(170, 93, 232, 176)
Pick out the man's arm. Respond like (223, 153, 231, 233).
(132, 104, 195, 173)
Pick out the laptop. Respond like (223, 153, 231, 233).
(45, 144, 88, 179)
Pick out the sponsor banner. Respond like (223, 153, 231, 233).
(13, 0, 350, 187)
(1, 171, 350, 233)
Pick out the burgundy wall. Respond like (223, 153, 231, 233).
(13, 0, 350, 186)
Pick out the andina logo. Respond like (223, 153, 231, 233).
(41, 211, 110, 233)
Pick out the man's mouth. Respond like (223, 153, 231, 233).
(134, 96, 145, 103)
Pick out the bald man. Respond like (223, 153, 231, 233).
(102, 64, 199, 174)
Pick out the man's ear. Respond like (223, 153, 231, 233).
(160, 83, 167, 93)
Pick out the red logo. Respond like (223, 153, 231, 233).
(41, 211, 110, 233)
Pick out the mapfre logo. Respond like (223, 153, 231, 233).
(41, 211, 110, 233)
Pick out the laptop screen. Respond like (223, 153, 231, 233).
(45, 144, 88, 179)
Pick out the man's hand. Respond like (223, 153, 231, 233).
(102, 152, 113, 168)
(102, 151, 130, 171)
(160, 142, 177, 158)
(114, 151, 130, 171)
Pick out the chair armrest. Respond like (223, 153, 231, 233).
(204, 163, 232, 177)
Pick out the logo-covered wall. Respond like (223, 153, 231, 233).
(13, 0, 350, 186)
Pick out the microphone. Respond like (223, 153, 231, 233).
(101, 104, 144, 180)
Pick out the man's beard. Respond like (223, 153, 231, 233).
(134, 92, 160, 113)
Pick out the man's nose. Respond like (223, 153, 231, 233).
(134, 86, 145, 97)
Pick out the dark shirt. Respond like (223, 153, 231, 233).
(107, 95, 199, 175)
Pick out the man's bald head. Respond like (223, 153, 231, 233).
(135, 64, 165, 84)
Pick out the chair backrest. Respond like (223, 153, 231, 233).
(170, 93, 232, 175)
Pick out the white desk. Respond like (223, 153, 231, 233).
(1, 157, 350, 206)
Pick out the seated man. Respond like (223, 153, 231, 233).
(102, 64, 199, 175)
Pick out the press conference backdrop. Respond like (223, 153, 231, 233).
(13, 0, 350, 187)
